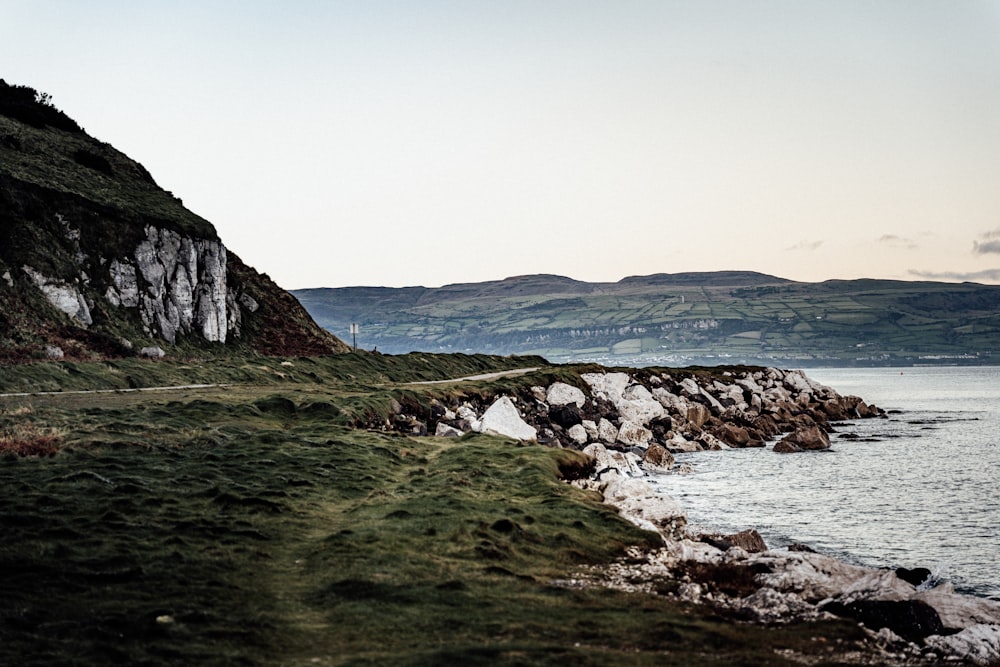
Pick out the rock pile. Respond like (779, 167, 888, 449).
(379, 366, 1000, 664)
(392, 367, 881, 457)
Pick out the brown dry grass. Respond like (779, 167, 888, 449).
(0, 421, 65, 457)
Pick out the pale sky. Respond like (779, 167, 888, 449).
(3, 1, 1000, 289)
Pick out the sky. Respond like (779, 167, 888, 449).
(3, 1, 1000, 289)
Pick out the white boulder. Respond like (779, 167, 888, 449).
(582, 443, 643, 479)
(597, 418, 619, 444)
(547, 382, 587, 408)
(601, 476, 686, 536)
(581, 372, 631, 401)
(475, 396, 536, 441)
(567, 424, 589, 446)
(616, 420, 653, 447)
(435, 423, 463, 438)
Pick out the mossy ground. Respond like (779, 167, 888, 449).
(0, 354, 878, 666)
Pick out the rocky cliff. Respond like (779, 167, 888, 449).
(0, 80, 348, 360)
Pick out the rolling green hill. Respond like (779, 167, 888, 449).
(294, 272, 1000, 366)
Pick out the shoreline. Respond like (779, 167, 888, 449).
(418, 365, 1000, 665)
(575, 437, 1000, 665)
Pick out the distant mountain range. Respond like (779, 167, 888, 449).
(0, 79, 347, 361)
(294, 272, 1000, 366)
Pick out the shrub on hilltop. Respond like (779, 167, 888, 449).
(0, 80, 82, 133)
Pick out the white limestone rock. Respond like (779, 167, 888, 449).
(581, 419, 599, 441)
(679, 378, 700, 397)
(581, 372, 631, 401)
(652, 387, 686, 413)
(475, 396, 536, 441)
(618, 384, 665, 424)
(783, 369, 833, 397)
(735, 376, 762, 394)
(132, 226, 229, 343)
(750, 551, 913, 603)
(925, 624, 1000, 665)
(546, 382, 587, 408)
(583, 372, 664, 426)
(602, 476, 686, 536)
(616, 420, 653, 447)
(733, 588, 820, 625)
(22, 266, 92, 327)
(695, 432, 729, 450)
(582, 443, 643, 479)
(105, 258, 140, 308)
(567, 424, 589, 446)
(665, 433, 702, 453)
(597, 418, 619, 444)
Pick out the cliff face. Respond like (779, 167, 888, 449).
(0, 80, 348, 360)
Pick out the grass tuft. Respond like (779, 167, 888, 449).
(0, 422, 64, 457)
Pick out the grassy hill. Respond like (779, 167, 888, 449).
(0, 79, 347, 361)
(294, 272, 1000, 366)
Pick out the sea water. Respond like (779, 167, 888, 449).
(649, 365, 1000, 600)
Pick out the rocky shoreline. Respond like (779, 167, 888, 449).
(387, 365, 1000, 665)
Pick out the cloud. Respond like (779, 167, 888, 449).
(973, 240, 1000, 255)
(972, 228, 1000, 254)
(878, 234, 917, 249)
(784, 240, 823, 252)
(908, 268, 1000, 283)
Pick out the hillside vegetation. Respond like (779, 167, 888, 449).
(0, 79, 346, 361)
(294, 272, 1000, 366)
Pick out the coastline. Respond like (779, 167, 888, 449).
(568, 370, 1000, 666)
(421, 365, 1000, 665)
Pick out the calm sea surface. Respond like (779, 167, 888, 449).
(650, 366, 1000, 600)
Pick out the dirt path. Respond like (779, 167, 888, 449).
(0, 367, 543, 400)
(405, 367, 540, 385)
(0, 383, 226, 399)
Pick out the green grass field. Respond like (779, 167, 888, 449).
(295, 277, 1000, 365)
(0, 353, 882, 666)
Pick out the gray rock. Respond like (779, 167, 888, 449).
(925, 624, 1000, 665)
(434, 423, 463, 438)
(238, 293, 259, 313)
(106, 259, 139, 308)
(139, 346, 166, 359)
(131, 226, 229, 343)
